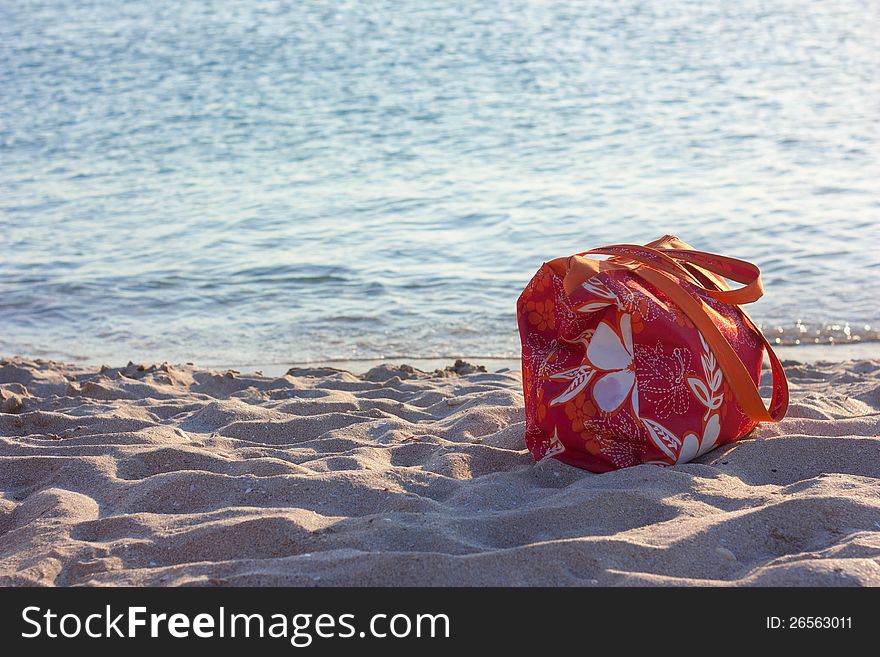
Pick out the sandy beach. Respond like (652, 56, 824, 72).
(0, 355, 878, 586)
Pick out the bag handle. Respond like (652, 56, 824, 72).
(577, 244, 704, 286)
(624, 266, 788, 422)
(583, 244, 765, 305)
(656, 248, 765, 306)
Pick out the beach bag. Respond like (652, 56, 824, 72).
(517, 235, 788, 473)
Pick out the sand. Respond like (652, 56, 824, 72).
(0, 355, 878, 587)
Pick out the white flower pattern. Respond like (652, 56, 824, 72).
(585, 314, 640, 417)
(566, 304, 724, 465)
(638, 331, 724, 464)
(634, 342, 692, 420)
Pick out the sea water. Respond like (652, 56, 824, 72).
(2, 0, 878, 368)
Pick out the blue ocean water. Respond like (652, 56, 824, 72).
(1, 0, 878, 368)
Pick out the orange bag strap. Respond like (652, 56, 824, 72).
(655, 248, 765, 305)
(580, 244, 704, 286)
(629, 266, 788, 422)
(584, 244, 764, 305)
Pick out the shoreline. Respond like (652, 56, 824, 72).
(209, 341, 880, 377)
(4, 340, 876, 380)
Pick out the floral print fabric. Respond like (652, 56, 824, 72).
(518, 262, 764, 472)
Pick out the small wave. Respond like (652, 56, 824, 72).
(759, 321, 878, 347)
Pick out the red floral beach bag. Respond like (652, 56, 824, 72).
(517, 235, 789, 473)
